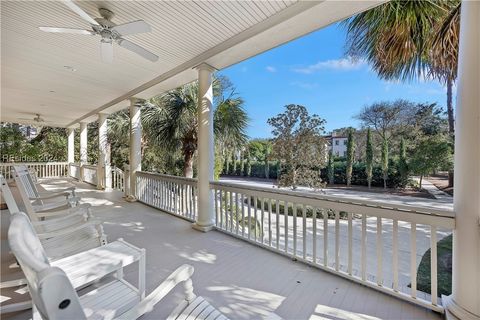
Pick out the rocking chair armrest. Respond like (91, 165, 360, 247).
(36, 219, 102, 240)
(35, 204, 73, 216)
(29, 192, 70, 200)
(117, 264, 195, 320)
(32, 207, 91, 227)
(38, 186, 76, 195)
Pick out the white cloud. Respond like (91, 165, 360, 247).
(290, 81, 318, 90)
(292, 58, 366, 74)
(266, 66, 277, 73)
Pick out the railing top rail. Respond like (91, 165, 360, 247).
(210, 180, 455, 219)
(0, 162, 69, 166)
(137, 171, 197, 184)
(82, 164, 98, 169)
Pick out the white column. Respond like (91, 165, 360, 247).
(127, 98, 142, 201)
(67, 128, 75, 163)
(79, 122, 88, 164)
(444, 2, 480, 320)
(193, 63, 216, 232)
(79, 122, 88, 182)
(97, 113, 109, 190)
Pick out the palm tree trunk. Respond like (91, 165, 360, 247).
(184, 152, 194, 178)
(447, 78, 454, 134)
(446, 78, 455, 187)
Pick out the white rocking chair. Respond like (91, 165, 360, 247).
(15, 164, 77, 198)
(8, 212, 228, 320)
(13, 165, 79, 213)
(1, 174, 107, 269)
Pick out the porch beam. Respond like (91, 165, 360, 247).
(444, 1, 480, 319)
(127, 98, 142, 201)
(193, 63, 216, 232)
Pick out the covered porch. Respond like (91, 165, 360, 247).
(1, 0, 479, 319)
(2, 178, 442, 320)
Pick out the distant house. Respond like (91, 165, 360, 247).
(324, 131, 348, 157)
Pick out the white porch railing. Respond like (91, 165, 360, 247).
(82, 164, 98, 186)
(0, 162, 69, 180)
(111, 166, 125, 192)
(133, 172, 454, 313)
(68, 163, 81, 180)
(135, 171, 198, 221)
(210, 181, 454, 313)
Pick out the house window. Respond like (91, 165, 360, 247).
(344, 140, 347, 145)
(335, 140, 339, 145)
(343, 151, 347, 157)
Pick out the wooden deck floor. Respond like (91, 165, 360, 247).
(3, 179, 442, 320)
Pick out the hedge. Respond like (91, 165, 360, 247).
(222, 159, 406, 188)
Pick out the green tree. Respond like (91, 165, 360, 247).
(327, 151, 334, 185)
(345, 129, 355, 186)
(248, 139, 273, 178)
(365, 128, 374, 188)
(381, 139, 389, 189)
(398, 137, 409, 187)
(410, 135, 453, 188)
(268, 104, 327, 189)
(344, 0, 460, 135)
(142, 77, 248, 178)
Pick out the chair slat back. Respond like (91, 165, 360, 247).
(12, 171, 40, 221)
(1, 175, 20, 213)
(13, 165, 40, 199)
(8, 212, 86, 320)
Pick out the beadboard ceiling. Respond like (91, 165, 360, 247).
(1, 1, 383, 127)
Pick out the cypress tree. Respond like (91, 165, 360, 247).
(225, 151, 230, 175)
(398, 137, 409, 187)
(327, 151, 334, 185)
(381, 139, 389, 189)
(239, 151, 245, 175)
(346, 129, 355, 186)
(365, 128, 374, 188)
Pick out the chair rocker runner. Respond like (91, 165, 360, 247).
(9, 212, 229, 320)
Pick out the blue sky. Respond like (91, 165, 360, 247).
(218, 22, 449, 139)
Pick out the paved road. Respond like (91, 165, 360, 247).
(219, 177, 453, 211)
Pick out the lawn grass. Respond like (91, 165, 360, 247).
(416, 234, 452, 297)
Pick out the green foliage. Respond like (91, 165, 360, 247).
(268, 104, 327, 189)
(345, 129, 355, 186)
(365, 128, 374, 188)
(398, 137, 409, 187)
(409, 135, 453, 188)
(327, 151, 334, 185)
(320, 159, 404, 188)
(416, 234, 452, 297)
(214, 148, 223, 181)
(141, 76, 249, 178)
(381, 139, 389, 188)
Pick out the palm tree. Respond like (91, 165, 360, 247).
(142, 78, 249, 178)
(343, 0, 460, 135)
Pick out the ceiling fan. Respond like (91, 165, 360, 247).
(17, 114, 54, 125)
(38, 0, 158, 63)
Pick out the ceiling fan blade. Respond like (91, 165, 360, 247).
(64, 0, 99, 26)
(39, 27, 94, 35)
(112, 20, 151, 36)
(101, 41, 113, 63)
(117, 39, 158, 62)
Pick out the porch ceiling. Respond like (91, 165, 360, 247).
(1, 1, 383, 128)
